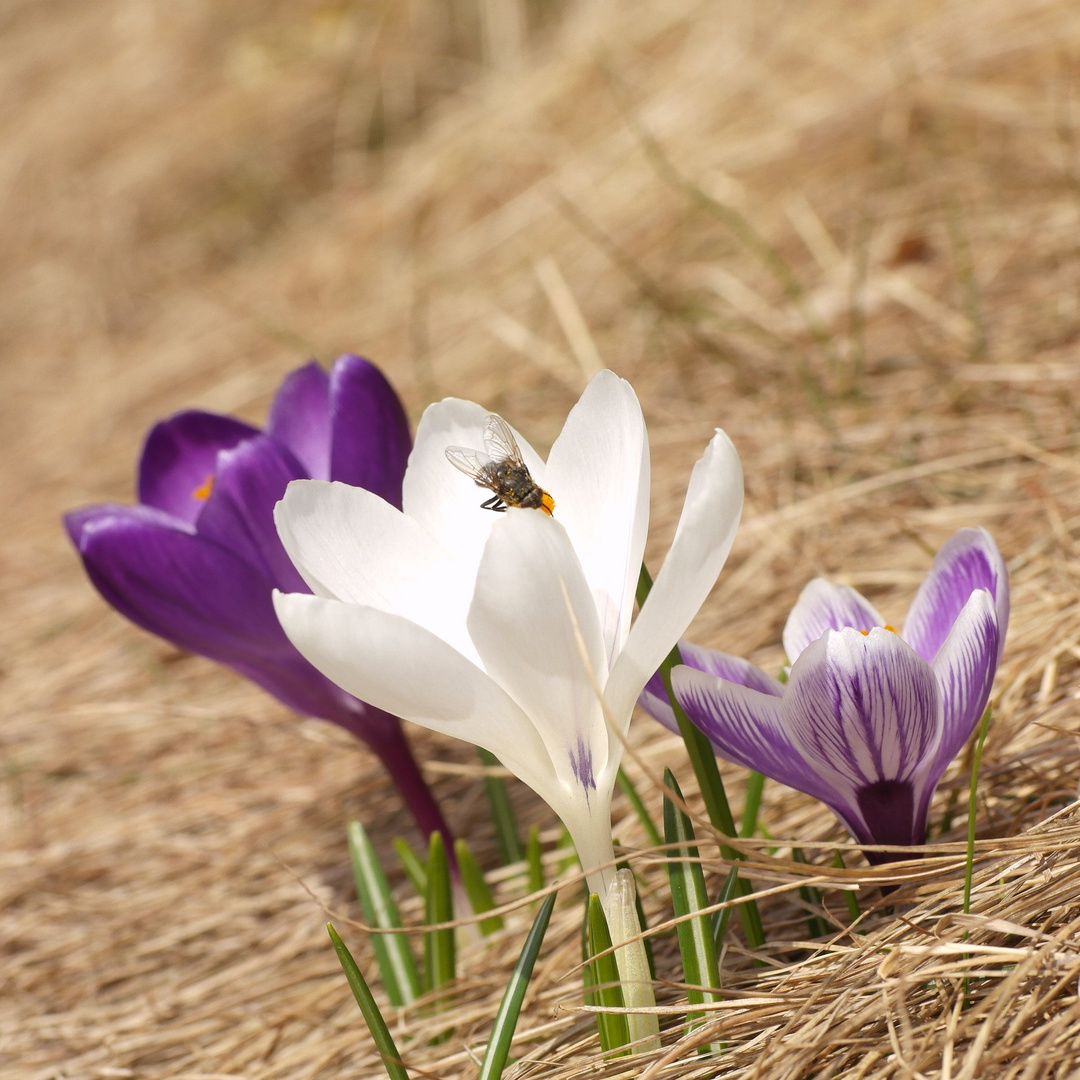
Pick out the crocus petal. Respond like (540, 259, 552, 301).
(267, 361, 331, 479)
(605, 431, 743, 733)
(272, 591, 562, 804)
(928, 589, 1000, 779)
(65, 504, 354, 722)
(783, 628, 941, 809)
(274, 480, 474, 658)
(638, 641, 783, 734)
(138, 412, 260, 526)
(402, 399, 545, 591)
(543, 371, 650, 666)
(197, 435, 311, 593)
(468, 510, 610, 795)
(671, 666, 837, 804)
(903, 527, 1009, 664)
(782, 579, 883, 664)
(329, 354, 412, 508)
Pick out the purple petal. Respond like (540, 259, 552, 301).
(329, 355, 412, 509)
(195, 435, 310, 593)
(637, 641, 782, 734)
(783, 628, 941, 808)
(783, 579, 884, 664)
(903, 527, 1009, 664)
(267, 361, 332, 480)
(671, 666, 837, 804)
(68, 504, 360, 723)
(138, 412, 261, 526)
(928, 589, 1000, 780)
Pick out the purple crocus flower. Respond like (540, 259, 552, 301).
(65, 354, 452, 845)
(640, 528, 1009, 863)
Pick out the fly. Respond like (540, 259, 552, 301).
(445, 413, 555, 515)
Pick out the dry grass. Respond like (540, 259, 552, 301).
(3, 0, 1080, 1076)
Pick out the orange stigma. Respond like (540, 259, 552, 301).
(193, 474, 214, 501)
(859, 624, 897, 635)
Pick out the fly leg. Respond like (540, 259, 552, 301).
(480, 494, 507, 512)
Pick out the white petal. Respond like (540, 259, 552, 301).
(605, 430, 744, 733)
(402, 398, 546, 592)
(467, 510, 613, 796)
(544, 371, 650, 666)
(274, 479, 475, 659)
(272, 591, 562, 801)
(783, 579, 884, 663)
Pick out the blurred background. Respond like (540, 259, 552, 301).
(4, 0, 1080, 1075)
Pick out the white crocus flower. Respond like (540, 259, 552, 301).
(272, 370, 743, 903)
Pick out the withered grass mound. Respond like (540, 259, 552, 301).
(3, 1, 1080, 1077)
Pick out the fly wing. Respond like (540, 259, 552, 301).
(445, 445, 495, 488)
(483, 413, 527, 468)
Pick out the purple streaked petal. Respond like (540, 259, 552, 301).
(67, 504, 354, 722)
(196, 435, 310, 593)
(783, 627, 941, 808)
(138, 412, 261, 526)
(903, 527, 1009, 664)
(671, 666, 836, 804)
(928, 589, 1000, 780)
(678, 640, 785, 697)
(782, 579, 884, 664)
(267, 361, 332, 479)
(637, 642, 782, 734)
(329, 354, 412, 509)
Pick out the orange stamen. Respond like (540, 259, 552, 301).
(540, 491, 555, 516)
(193, 474, 214, 501)
(859, 624, 897, 635)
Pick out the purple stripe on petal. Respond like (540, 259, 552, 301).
(196, 435, 311, 593)
(329, 355, 412, 509)
(784, 628, 941, 805)
(903, 527, 1009, 664)
(267, 361, 332, 479)
(671, 666, 836, 804)
(782, 579, 884, 664)
(677, 640, 785, 697)
(928, 589, 1000, 781)
(138, 412, 261, 525)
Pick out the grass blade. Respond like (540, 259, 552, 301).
(617, 767, 663, 848)
(638, 565, 765, 951)
(423, 831, 456, 999)
(327, 923, 411, 1080)
(710, 865, 740, 951)
(394, 837, 428, 899)
(738, 772, 765, 839)
(476, 892, 557, 1080)
(664, 769, 722, 1053)
(790, 848, 829, 940)
(454, 838, 503, 936)
(586, 893, 631, 1056)
(526, 826, 545, 896)
(478, 747, 523, 865)
(347, 821, 421, 1006)
(832, 851, 861, 922)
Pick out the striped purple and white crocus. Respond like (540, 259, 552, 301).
(641, 528, 1009, 863)
(65, 355, 453, 846)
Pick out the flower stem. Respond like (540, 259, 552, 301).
(361, 714, 456, 856)
(963, 706, 993, 918)
(638, 564, 766, 950)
